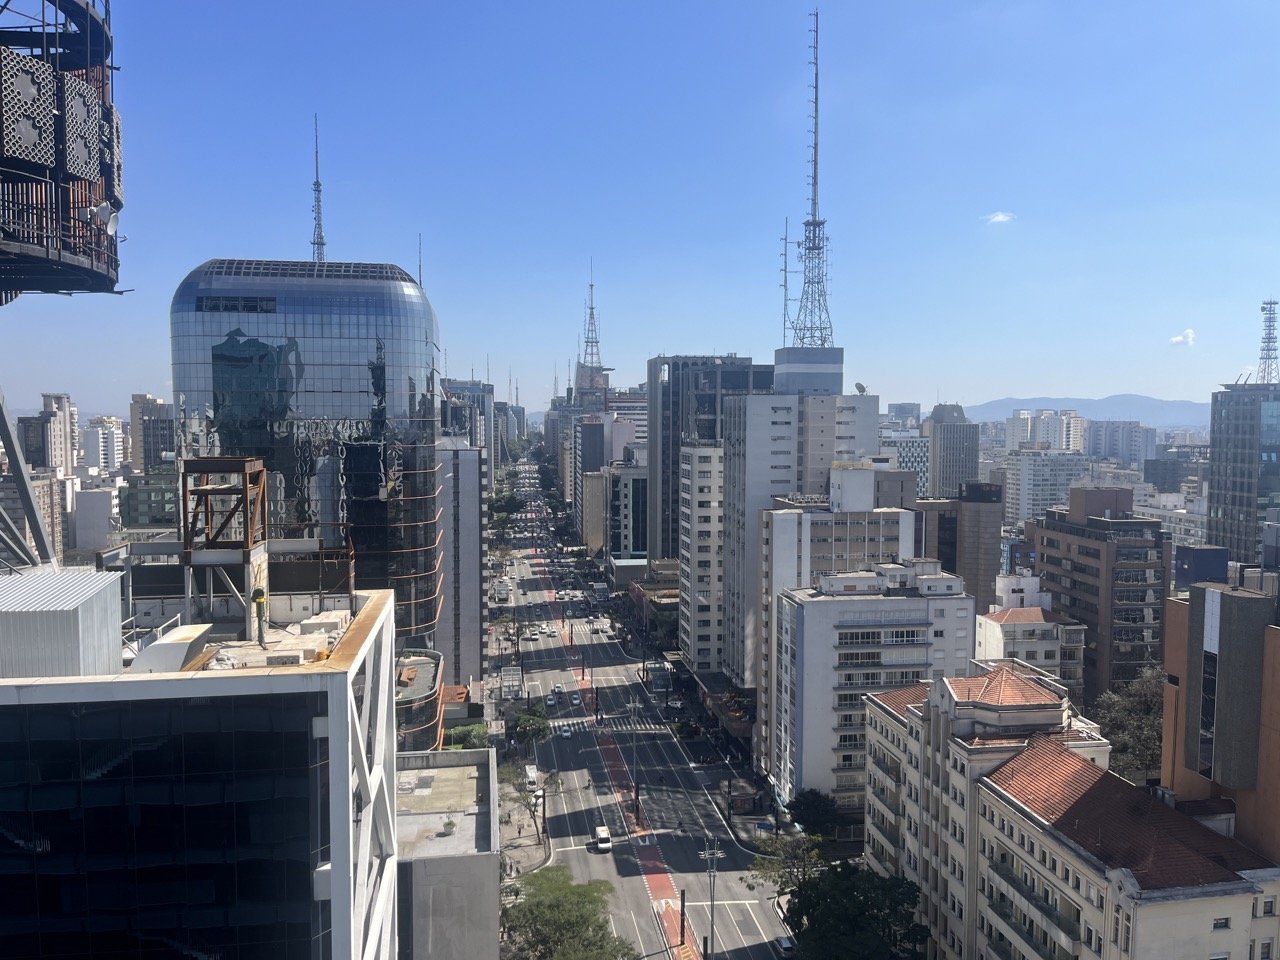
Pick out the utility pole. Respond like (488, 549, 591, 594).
(701, 836, 720, 959)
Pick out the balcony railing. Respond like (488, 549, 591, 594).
(990, 857, 1081, 941)
(985, 936, 1015, 960)
(833, 760, 866, 771)
(871, 752, 900, 782)
(867, 815, 900, 848)
(988, 895, 1061, 960)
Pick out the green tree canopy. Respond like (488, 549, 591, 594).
(502, 866, 638, 960)
(750, 832, 824, 897)
(515, 710, 552, 751)
(785, 788, 843, 838)
(784, 861, 928, 960)
(1092, 664, 1164, 782)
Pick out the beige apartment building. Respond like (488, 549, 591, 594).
(866, 661, 1280, 960)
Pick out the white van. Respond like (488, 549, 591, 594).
(524, 764, 539, 792)
(594, 825, 612, 852)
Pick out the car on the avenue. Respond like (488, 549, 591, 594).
(570, 693, 581, 706)
(545, 695, 556, 707)
(772, 936, 796, 957)
(560, 726, 572, 739)
(594, 825, 612, 852)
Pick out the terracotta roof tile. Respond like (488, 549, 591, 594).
(987, 736, 1273, 889)
(946, 666, 1061, 707)
(984, 607, 1074, 625)
(870, 682, 930, 720)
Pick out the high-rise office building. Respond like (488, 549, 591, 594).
(678, 443, 726, 675)
(1026, 487, 1170, 703)
(1206, 381, 1280, 564)
(437, 437, 489, 687)
(646, 355, 774, 562)
(722, 378, 878, 692)
(915, 481, 1004, 615)
(129, 392, 176, 471)
(924, 403, 978, 498)
(879, 429, 930, 498)
(0, 570, 400, 959)
(171, 259, 442, 649)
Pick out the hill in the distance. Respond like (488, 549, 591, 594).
(962, 394, 1209, 428)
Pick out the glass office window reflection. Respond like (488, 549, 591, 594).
(171, 260, 441, 648)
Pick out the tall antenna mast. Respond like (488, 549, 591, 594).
(311, 114, 326, 263)
(788, 10, 833, 348)
(1261, 300, 1279, 385)
(417, 233, 423, 285)
(583, 276, 602, 372)
(780, 217, 791, 344)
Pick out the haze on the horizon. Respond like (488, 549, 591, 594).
(0, 1, 1273, 415)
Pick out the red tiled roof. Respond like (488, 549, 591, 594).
(946, 666, 1061, 707)
(870, 682, 930, 720)
(984, 607, 1074, 625)
(987, 736, 1273, 889)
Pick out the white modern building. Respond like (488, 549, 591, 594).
(678, 443, 726, 674)
(975, 607, 1086, 702)
(770, 560, 974, 822)
(0, 570, 400, 960)
(1134, 483, 1208, 547)
(1006, 409, 1087, 454)
(73, 484, 120, 551)
(722, 390, 879, 691)
(82, 414, 126, 471)
(437, 437, 489, 687)
(1002, 449, 1089, 527)
(865, 661, 1280, 960)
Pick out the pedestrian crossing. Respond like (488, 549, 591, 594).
(552, 715, 668, 734)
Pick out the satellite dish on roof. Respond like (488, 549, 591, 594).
(855, 382, 867, 395)
(106, 212, 119, 236)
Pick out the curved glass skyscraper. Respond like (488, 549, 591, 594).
(171, 259, 441, 649)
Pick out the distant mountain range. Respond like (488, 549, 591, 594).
(961, 395, 1210, 428)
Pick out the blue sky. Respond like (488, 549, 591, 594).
(1, 1, 1276, 416)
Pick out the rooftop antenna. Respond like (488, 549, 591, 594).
(417, 233, 423, 286)
(787, 10, 834, 348)
(311, 114, 326, 263)
(486, 354, 490, 385)
(583, 271, 602, 372)
(780, 217, 793, 345)
(1260, 300, 1279, 385)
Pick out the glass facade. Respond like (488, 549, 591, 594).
(171, 259, 441, 648)
(0, 692, 330, 959)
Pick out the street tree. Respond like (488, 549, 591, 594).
(750, 832, 824, 896)
(784, 860, 928, 960)
(1092, 664, 1164, 782)
(515, 710, 552, 755)
(501, 866, 638, 960)
(785, 788, 843, 838)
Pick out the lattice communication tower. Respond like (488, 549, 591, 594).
(787, 9, 833, 348)
(1260, 300, 1279, 385)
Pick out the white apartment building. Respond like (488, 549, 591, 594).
(1003, 449, 1089, 527)
(722, 391, 878, 690)
(678, 444, 725, 674)
(1006, 410, 1087, 454)
(1133, 484, 1208, 547)
(866, 661, 1280, 960)
(975, 608, 1085, 702)
(756, 465, 917, 792)
(993, 570, 1052, 612)
(83, 414, 125, 471)
(770, 560, 973, 822)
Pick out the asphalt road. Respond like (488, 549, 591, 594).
(503, 541, 790, 960)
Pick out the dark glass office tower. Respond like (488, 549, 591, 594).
(171, 259, 441, 648)
(1206, 382, 1280, 564)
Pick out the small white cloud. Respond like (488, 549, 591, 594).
(1170, 328, 1196, 347)
(982, 211, 1016, 225)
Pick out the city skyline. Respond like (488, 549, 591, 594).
(2, 2, 1278, 414)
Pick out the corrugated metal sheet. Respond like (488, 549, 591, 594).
(0, 569, 121, 612)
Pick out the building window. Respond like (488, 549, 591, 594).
(1213, 918, 1231, 930)
(1266, 899, 1276, 916)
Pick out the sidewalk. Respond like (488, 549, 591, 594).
(497, 780, 550, 879)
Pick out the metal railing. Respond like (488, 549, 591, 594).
(871, 751, 900, 782)
(990, 858, 1081, 941)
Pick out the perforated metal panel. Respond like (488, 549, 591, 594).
(102, 105, 123, 204)
(59, 72, 100, 180)
(0, 47, 56, 167)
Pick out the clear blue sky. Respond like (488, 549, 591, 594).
(1, 1, 1275, 416)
